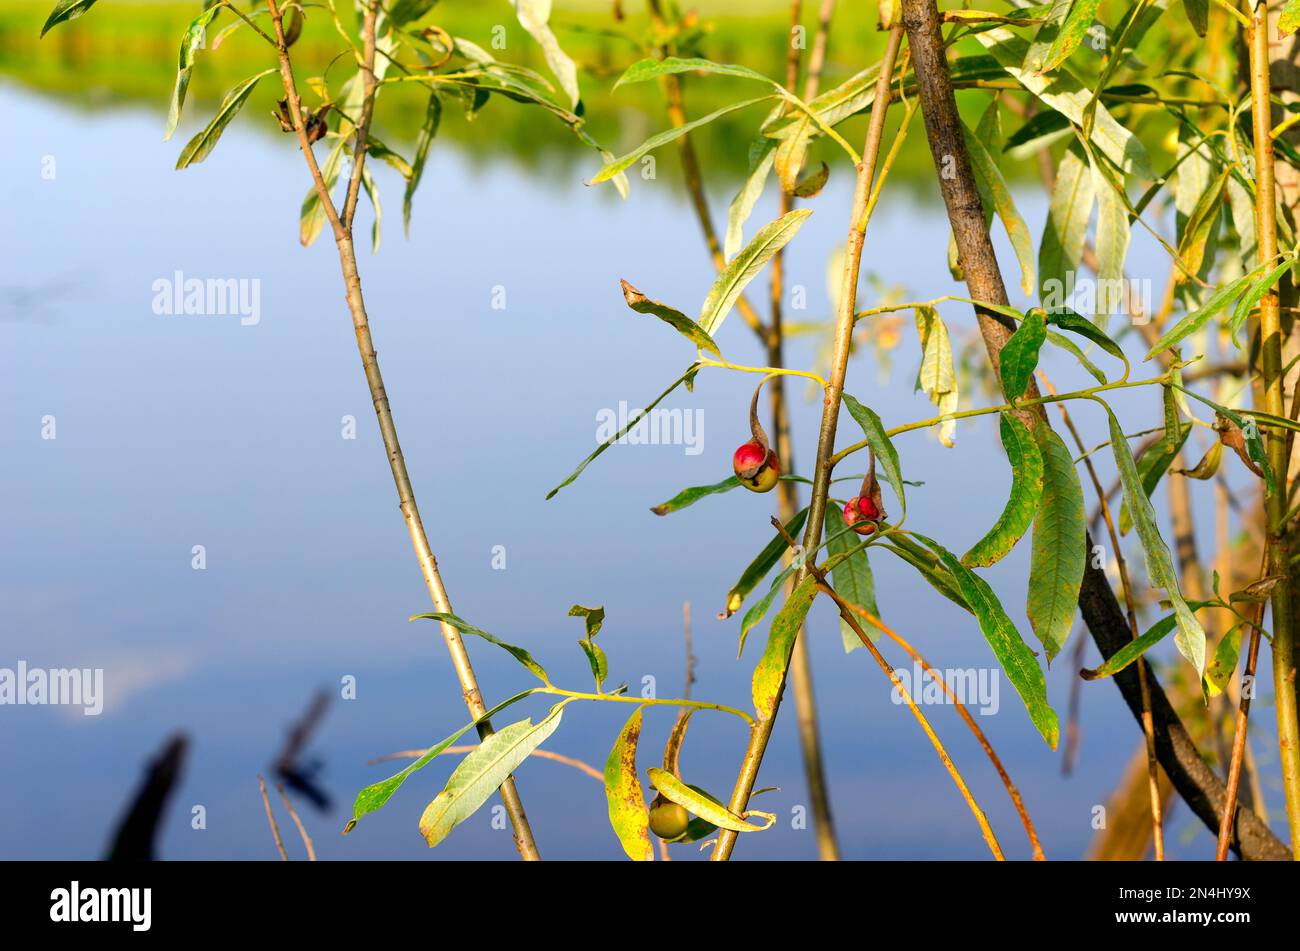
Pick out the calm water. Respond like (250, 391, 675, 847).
(0, 76, 1283, 860)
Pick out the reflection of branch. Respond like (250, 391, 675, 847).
(682, 601, 695, 700)
(370, 747, 603, 782)
(258, 775, 288, 862)
(273, 688, 332, 812)
(104, 733, 188, 861)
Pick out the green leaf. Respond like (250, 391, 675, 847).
(165, 7, 221, 141)
(1022, 0, 1071, 74)
(841, 394, 906, 515)
(589, 97, 773, 185)
(1185, 0, 1209, 35)
(620, 281, 722, 357)
(361, 164, 382, 253)
(699, 209, 813, 336)
(651, 475, 742, 515)
(403, 93, 442, 236)
(615, 56, 774, 89)
(176, 68, 277, 170)
(1041, 0, 1102, 72)
(604, 707, 653, 861)
(300, 137, 346, 248)
(1039, 145, 1095, 308)
(40, 0, 99, 36)
(1118, 419, 1190, 536)
(511, 0, 580, 108)
(1103, 406, 1206, 673)
(915, 534, 1059, 748)
(343, 688, 538, 834)
(1229, 257, 1295, 342)
(1026, 425, 1086, 662)
(414, 612, 550, 684)
(389, 0, 440, 26)
(737, 562, 799, 658)
(1081, 602, 1216, 679)
(881, 537, 971, 612)
(1046, 330, 1106, 385)
(548, 364, 698, 499)
(420, 700, 570, 847)
(913, 306, 960, 447)
(725, 134, 778, 260)
(963, 121, 1035, 297)
(1089, 150, 1131, 317)
(751, 576, 819, 721)
(1000, 308, 1047, 400)
(723, 509, 810, 618)
(824, 508, 879, 653)
(1175, 164, 1230, 279)
(1047, 307, 1128, 369)
(646, 768, 775, 833)
(974, 27, 1150, 177)
(1143, 271, 1257, 358)
(963, 414, 1044, 568)
(568, 604, 607, 691)
(1283, 0, 1300, 35)
(1203, 625, 1244, 700)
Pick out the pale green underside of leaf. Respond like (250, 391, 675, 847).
(963, 414, 1044, 568)
(511, 0, 581, 108)
(176, 68, 277, 170)
(1039, 145, 1095, 306)
(420, 701, 569, 847)
(41, 0, 99, 36)
(165, 7, 220, 141)
(647, 768, 775, 832)
(963, 122, 1035, 297)
(699, 208, 812, 336)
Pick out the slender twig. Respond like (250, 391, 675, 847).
(264, 0, 540, 859)
(257, 775, 289, 862)
(682, 600, 695, 700)
(1040, 373, 1163, 860)
(1242, 0, 1300, 857)
(838, 596, 1045, 858)
(274, 782, 317, 861)
(1216, 546, 1271, 859)
(712, 23, 907, 863)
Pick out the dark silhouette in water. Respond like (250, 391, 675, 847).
(104, 733, 188, 861)
(274, 689, 332, 812)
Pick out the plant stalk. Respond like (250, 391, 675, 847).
(266, 0, 540, 860)
(711, 23, 906, 862)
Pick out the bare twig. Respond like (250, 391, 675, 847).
(275, 782, 317, 861)
(258, 775, 289, 861)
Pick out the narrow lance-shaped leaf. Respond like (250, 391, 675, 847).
(615, 56, 776, 89)
(300, 138, 346, 248)
(1175, 164, 1230, 280)
(914, 306, 960, 447)
(963, 120, 1036, 297)
(1089, 151, 1131, 319)
(604, 707, 653, 861)
(511, 0, 581, 108)
(569, 604, 608, 692)
(1203, 625, 1244, 700)
(723, 508, 810, 617)
(414, 612, 550, 684)
(752, 576, 819, 721)
(881, 538, 971, 612)
(1081, 601, 1217, 680)
(842, 393, 906, 515)
(725, 134, 778, 260)
(1022, 0, 1072, 74)
(590, 97, 773, 185)
(1026, 425, 1086, 662)
(344, 688, 539, 833)
(962, 413, 1044, 568)
(620, 281, 722, 357)
(41, 0, 99, 36)
(647, 768, 776, 833)
(824, 508, 879, 652)
(914, 534, 1059, 748)
(699, 209, 813, 336)
(1143, 270, 1258, 358)
(403, 93, 442, 236)
(176, 68, 278, 169)
(737, 562, 800, 658)
(420, 700, 570, 847)
(1039, 145, 1095, 308)
(999, 308, 1047, 400)
(1104, 405, 1206, 673)
(1041, 0, 1103, 73)
(547, 364, 699, 499)
(166, 6, 221, 141)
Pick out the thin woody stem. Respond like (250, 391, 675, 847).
(1242, 0, 1300, 857)
(711, 22, 907, 862)
(265, 0, 540, 859)
(840, 598, 1044, 859)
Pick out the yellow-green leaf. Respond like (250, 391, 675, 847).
(1026, 425, 1085, 662)
(751, 575, 819, 721)
(646, 768, 775, 833)
(604, 707, 653, 861)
